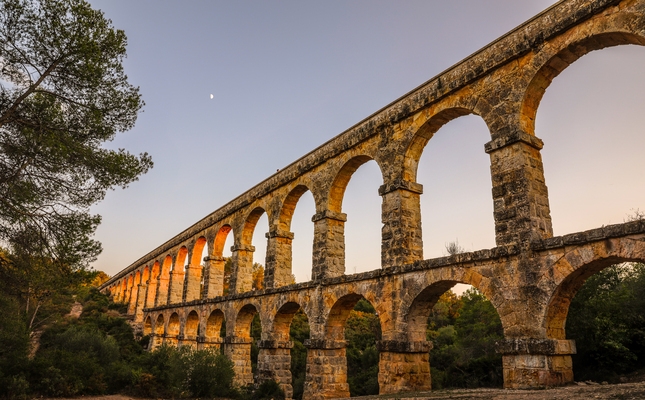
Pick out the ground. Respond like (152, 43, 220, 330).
(46, 381, 645, 399)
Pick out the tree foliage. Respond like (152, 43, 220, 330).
(0, 0, 151, 266)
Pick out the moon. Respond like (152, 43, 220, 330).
(210, 94, 213, 99)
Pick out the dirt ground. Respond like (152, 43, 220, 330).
(48, 381, 645, 399)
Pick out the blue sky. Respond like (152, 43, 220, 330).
(87, 1, 645, 284)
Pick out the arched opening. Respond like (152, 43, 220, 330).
(325, 293, 382, 397)
(330, 156, 383, 274)
(271, 302, 310, 399)
(240, 208, 268, 292)
(153, 313, 165, 350)
(167, 312, 180, 346)
(212, 225, 234, 296)
(414, 113, 495, 269)
(185, 237, 206, 301)
(407, 281, 503, 389)
(230, 304, 262, 385)
(143, 316, 152, 336)
(205, 309, 226, 350)
(146, 261, 160, 308)
(278, 185, 316, 284)
(184, 310, 200, 347)
(156, 255, 172, 306)
(528, 34, 645, 235)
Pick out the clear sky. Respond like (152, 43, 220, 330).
(87, 0, 645, 284)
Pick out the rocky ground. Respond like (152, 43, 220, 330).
(48, 381, 645, 399)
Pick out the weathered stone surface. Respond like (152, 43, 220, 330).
(101, 0, 645, 396)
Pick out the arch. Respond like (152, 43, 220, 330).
(405, 281, 460, 342)
(544, 238, 645, 340)
(141, 266, 150, 284)
(214, 224, 233, 257)
(278, 185, 313, 232)
(167, 312, 180, 336)
(242, 207, 267, 246)
(206, 309, 226, 340)
(273, 301, 307, 341)
(191, 236, 208, 266)
(325, 293, 382, 340)
(328, 155, 383, 213)
(185, 310, 200, 337)
(403, 107, 477, 182)
(235, 303, 259, 338)
(521, 31, 645, 135)
(176, 246, 188, 269)
(143, 316, 152, 336)
(154, 314, 165, 336)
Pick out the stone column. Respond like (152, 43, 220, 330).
(155, 273, 170, 307)
(184, 264, 203, 302)
(311, 211, 347, 280)
(485, 130, 553, 247)
(229, 244, 255, 294)
(224, 336, 254, 386)
(167, 268, 185, 305)
(497, 338, 576, 388)
(202, 256, 226, 298)
(302, 339, 350, 400)
(134, 284, 147, 323)
(127, 283, 139, 315)
(377, 340, 432, 394)
(145, 279, 158, 309)
(265, 229, 295, 288)
(149, 333, 160, 350)
(257, 340, 294, 398)
(379, 180, 424, 268)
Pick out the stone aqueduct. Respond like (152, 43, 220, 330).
(100, 0, 645, 397)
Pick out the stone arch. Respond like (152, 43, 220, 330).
(185, 310, 200, 339)
(235, 303, 260, 338)
(214, 224, 234, 257)
(405, 281, 460, 342)
(141, 266, 150, 285)
(146, 261, 161, 307)
(544, 237, 645, 340)
(176, 246, 188, 268)
(325, 292, 381, 341)
(403, 107, 482, 182)
(206, 309, 226, 341)
(328, 155, 384, 213)
(167, 312, 181, 346)
(154, 313, 165, 336)
(521, 28, 645, 136)
(156, 255, 173, 306)
(241, 207, 268, 247)
(278, 185, 315, 232)
(185, 238, 207, 301)
(191, 236, 208, 266)
(272, 301, 306, 341)
(143, 316, 152, 336)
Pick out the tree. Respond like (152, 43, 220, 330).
(0, 0, 151, 267)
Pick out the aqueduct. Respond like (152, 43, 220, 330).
(100, 0, 645, 397)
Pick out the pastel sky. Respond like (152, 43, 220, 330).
(86, 0, 645, 284)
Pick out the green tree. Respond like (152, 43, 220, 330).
(0, 0, 151, 266)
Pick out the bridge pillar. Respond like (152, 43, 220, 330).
(257, 340, 294, 398)
(303, 339, 349, 399)
(202, 256, 225, 298)
(230, 245, 255, 294)
(497, 338, 576, 388)
(134, 283, 147, 322)
(485, 131, 552, 247)
(155, 272, 170, 307)
(127, 283, 139, 315)
(184, 264, 202, 302)
(311, 211, 347, 280)
(265, 229, 295, 288)
(379, 180, 424, 268)
(167, 268, 185, 305)
(145, 279, 157, 309)
(377, 340, 432, 394)
(225, 336, 254, 386)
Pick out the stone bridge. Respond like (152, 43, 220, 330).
(100, 0, 645, 397)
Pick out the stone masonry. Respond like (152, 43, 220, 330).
(101, 0, 645, 397)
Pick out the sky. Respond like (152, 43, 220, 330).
(86, 0, 645, 285)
